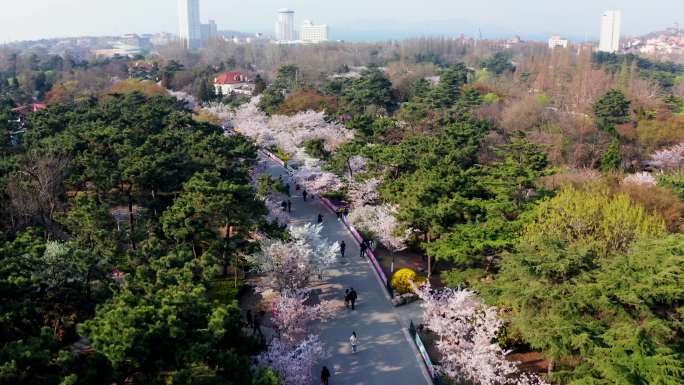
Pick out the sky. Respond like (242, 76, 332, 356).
(0, 0, 682, 43)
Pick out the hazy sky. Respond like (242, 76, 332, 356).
(1, 0, 682, 42)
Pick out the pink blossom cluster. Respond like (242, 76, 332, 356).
(622, 172, 657, 186)
(256, 334, 326, 385)
(348, 177, 383, 208)
(248, 223, 339, 290)
(292, 166, 343, 195)
(347, 204, 411, 251)
(414, 284, 549, 385)
(270, 289, 338, 344)
(648, 143, 684, 170)
(231, 97, 353, 159)
(252, 225, 339, 385)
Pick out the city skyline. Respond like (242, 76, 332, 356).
(0, 0, 682, 43)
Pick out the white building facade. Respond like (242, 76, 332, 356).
(275, 9, 296, 42)
(178, 0, 201, 49)
(548, 35, 569, 49)
(301, 20, 329, 43)
(599, 10, 621, 53)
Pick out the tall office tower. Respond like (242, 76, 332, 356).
(599, 10, 621, 53)
(301, 20, 329, 43)
(275, 9, 296, 42)
(178, 0, 201, 49)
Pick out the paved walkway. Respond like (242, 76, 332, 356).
(265, 163, 431, 385)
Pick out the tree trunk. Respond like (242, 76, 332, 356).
(346, 157, 353, 179)
(127, 184, 136, 251)
(426, 231, 432, 279)
(548, 358, 554, 375)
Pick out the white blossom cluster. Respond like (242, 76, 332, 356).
(622, 172, 658, 186)
(414, 284, 549, 385)
(648, 143, 684, 170)
(348, 204, 411, 252)
(231, 97, 353, 159)
(252, 224, 340, 385)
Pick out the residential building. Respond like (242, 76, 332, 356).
(301, 20, 329, 43)
(548, 35, 569, 49)
(214, 71, 255, 96)
(599, 10, 621, 53)
(275, 9, 296, 42)
(178, 0, 201, 49)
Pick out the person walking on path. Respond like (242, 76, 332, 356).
(245, 309, 253, 329)
(349, 288, 358, 310)
(317, 213, 323, 223)
(360, 240, 368, 258)
(280, 200, 287, 212)
(284, 183, 290, 197)
(287, 200, 292, 213)
(340, 240, 346, 258)
(302, 189, 308, 201)
(252, 312, 263, 339)
(350, 332, 358, 353)
(321, 366, 331, 385)
(344, 289, 350, 308)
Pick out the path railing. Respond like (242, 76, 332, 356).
(409, 321, 441, 384)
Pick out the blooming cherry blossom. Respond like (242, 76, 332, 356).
(348, 204, 411, 251)
(270, 289, 338, 344)
(647, 143, 684, 170)
(248, 223, 339, 290)
(414, 283, 549, 385)
(256, 335, 327, 385)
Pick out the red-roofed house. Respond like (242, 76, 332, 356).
(213, 71, 255, 96)
(11, 103, 47, 114)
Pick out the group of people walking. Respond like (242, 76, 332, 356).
(277, 171, 365, 385)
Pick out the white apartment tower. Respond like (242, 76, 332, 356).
(276, 9, 296, 42)
(301, 20, 329, 43)
(178, 0, 201, 49)
(599, 10, 621, 53)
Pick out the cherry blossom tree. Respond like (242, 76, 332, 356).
(292, 166, 343, 195)
(348, 177, 383, 208)
(256, 334, 327, 385)
(248, 223, 339, 290)
(270, 289, 338, 344)
(647, 143, 684, 170)
(348, 204, 411, 251)
(414, 283, 549, 385)
(231, 97, 353, 158)
(622, 172, 657, 186)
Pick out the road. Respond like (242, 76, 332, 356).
(264, 162, 431, 385)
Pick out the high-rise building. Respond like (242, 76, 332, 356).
(275, 9, 296, 42)
(599, 10, 621, 53)
(200, 20, 218, 43)
(178, 0, 201, 49)
(301, 20, 329, 43)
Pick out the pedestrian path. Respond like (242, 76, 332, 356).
(264, 163, 431, 385)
